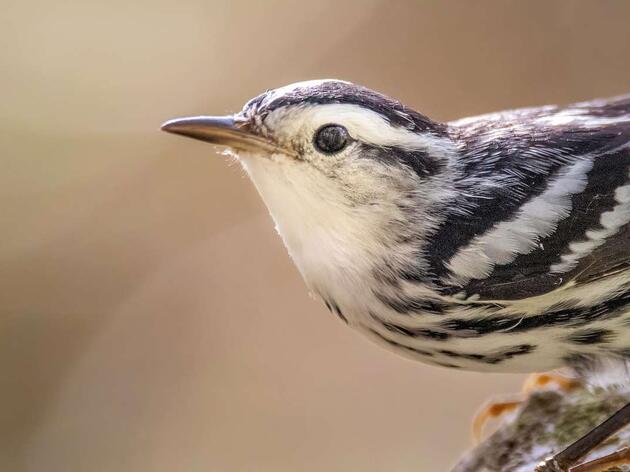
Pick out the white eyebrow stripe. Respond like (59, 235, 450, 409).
(265, 103, 457, 158)
(445, 158, 594, 284)
(312, 104, 455, 153)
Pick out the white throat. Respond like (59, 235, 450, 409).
(239, 153, 391, 313)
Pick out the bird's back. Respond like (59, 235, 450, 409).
(439, 94, 630, 300)
(410, 94, 630, 382)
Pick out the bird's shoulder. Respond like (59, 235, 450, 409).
(424, 94, 630, 302)
(448, 93, 630, 131)
(448, 94, 630, 159)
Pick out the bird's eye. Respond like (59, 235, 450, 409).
(314, 124, 349, 154)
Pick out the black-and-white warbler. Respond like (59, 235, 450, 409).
(163, 80, 630, 471)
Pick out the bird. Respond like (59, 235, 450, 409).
(162, 80, 630, 471)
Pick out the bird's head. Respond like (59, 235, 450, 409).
(162, 80, 457, 296)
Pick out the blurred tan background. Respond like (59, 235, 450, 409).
(2, 1, 630, 471)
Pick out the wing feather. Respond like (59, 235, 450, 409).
(441, 95, 630, 300)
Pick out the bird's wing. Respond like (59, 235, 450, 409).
(436, 95, 630, 301)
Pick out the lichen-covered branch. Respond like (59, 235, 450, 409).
(452, 387, 630, 472)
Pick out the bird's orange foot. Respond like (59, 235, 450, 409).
(472, 372, 583, 444)
(472, 397, 523, 444)
(522, 372, 583, 396)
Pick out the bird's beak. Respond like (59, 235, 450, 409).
(161, 115, 282, 154)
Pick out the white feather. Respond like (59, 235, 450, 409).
(537, 110, 630, 127)
(551, 175, 630, 274)
(446, 159, 593, 284)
